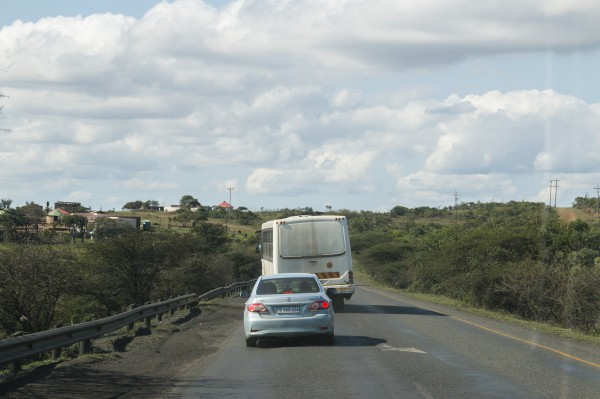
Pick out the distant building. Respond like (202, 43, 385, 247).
(46, 208, 71, 224)
(71, 212, 107, 224)
(164, 205, 204, 212)
(54, 201, 82, 213)
(164, 205, 181, 212)
(217, 201, 233, 209)
(104, 216, 141, 230)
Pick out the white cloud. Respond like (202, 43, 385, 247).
(1, 1, 600, 210)
(331, 89, 362, 109)
(425, 90, 600, 175)
(397, 171, 518, 205)
(246, 168, 286, 195)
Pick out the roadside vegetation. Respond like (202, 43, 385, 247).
(0, 201, 264, 340)
(1, 195, 600, 343)
(347, 200, 600, 336)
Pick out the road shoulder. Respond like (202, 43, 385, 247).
(0, 296, 245, 398)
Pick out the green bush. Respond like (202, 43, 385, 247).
(0, 245, 78, 334)
(350, 201, 600, 335)
(564, 265, 600, 333)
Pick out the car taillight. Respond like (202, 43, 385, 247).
(348, 271, 354, 284)
(309, 301, 330, 311)
(247, 303, 268, 313)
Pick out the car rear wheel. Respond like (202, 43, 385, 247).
(246, 337, 257, 347)
(321, 332, 334, 345)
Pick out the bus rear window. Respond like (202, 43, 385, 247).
(279, 221, 346, 257)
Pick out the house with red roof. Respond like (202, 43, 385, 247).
(217, 201, 233, 209)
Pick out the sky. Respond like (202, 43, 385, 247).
(1, 0, 600, 212)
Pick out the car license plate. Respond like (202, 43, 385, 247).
(277, 306, 300, 314)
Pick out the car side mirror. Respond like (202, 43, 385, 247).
(326, 288, 337, 297)
(255, 243, 262, 253)
(240, 290, 251, 298)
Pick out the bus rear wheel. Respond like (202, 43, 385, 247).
(332, 296, 345, 311)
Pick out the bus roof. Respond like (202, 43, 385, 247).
(261, 215, 347, 230)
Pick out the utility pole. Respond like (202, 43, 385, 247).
(594, 185, 600, 220)
(548, 180, 559, 208)
(227, 187, 233, 223)
(454, 191, 459, 222)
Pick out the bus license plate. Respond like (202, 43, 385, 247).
(277, 306, 300, 314)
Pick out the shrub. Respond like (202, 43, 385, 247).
(564, 265, 600, 333)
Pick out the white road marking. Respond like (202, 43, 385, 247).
(378, 343, 427, 353)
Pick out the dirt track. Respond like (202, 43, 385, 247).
(0, 297, 244, 398)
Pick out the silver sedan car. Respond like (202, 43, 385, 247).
(241, 273, 335, 347)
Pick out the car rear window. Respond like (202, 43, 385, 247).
(256, 277, 320, 295)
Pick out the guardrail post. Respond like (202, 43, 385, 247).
(128, 304, 137, 330)
(170, 297, 176, 316)
(143, 302, 152, 329)
(51, 324, 63, 360)
(8, 359, 21, 374)
(79, 338, 92, 355)
(7, 331, 24, 374)
(155, 301, 163, 322)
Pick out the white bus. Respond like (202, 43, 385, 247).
(258, 215, 354, 309)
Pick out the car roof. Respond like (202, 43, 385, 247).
(261, 273, 317, 280)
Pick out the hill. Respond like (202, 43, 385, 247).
(556, 207, 598, 223)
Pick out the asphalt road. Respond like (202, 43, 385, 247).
(168, 283, 600, 399)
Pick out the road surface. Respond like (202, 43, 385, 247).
(168, 283, 600, 398)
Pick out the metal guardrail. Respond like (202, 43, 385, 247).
(0, 278, 257, 374)
(197, 279, 256, 302)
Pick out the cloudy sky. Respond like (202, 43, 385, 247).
(1, 0, 600, 212)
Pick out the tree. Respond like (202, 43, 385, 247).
(390, 205, 410, 217)
(0, 245, 77, 334)
(172, 210, 194, 227)
(192, 221, 231, 253)
(0, 198, 12, 209)
(17, 202, 45, 222)
(160, 252, 235, 299)
(0, 208, 27, 242)
(235, 208, 258, 225)
(143, 200, 159, 210)
(93, 217, 136, 240)
(572, 196, 596, 209)
(85, 229, 186, 305)
(16, 202, 45, 238)
(62, 215, 88, 243)
(180, 195, 201, 210)
(122, 200, 143, 211)
(72, 204, 91, 213)
(348, 211, 392, 233)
